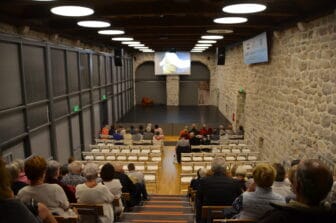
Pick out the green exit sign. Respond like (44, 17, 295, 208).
(73, 105, 80, 112)
(102, 95, 107, 100)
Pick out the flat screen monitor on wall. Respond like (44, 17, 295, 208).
(154, 52, 191, 75)
(243, 32, 269, 64)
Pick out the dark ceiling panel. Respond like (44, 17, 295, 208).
(0, 0, 334, 52)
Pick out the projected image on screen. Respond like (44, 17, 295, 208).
(155, 52, 191, 75)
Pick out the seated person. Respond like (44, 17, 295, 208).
(196, 157, 242, 223)
(109, 125, 116, 135)
(76, 163, 114, 223)
(272, 163, 295, 200)
(101, 125, 110, 138)
(189, 123, 199, 135)
(132, 128, 143, 141)
(100, 163, 124, 215)
(199, 124, 208, 136)
(154, 124, 163, 135)
(232, 165, 248, 192)
(210, 128, 220, 141)
(127, 163, 149, 201)
(61, 161, 86, 187)
(0, 158, 57, 223)
(231, 163, 285, 220)
(190, 168, 207, 192)
(189, 132, 201, 146)
(6, 162, 28, 195)
(259, 159, 336, 223)
(45, 160, 77, 203)
(153, 131, 164, 146)
(179, 126, 189, 138)
(113, 129, 123, 141)
(175, 134, 190, 163)
(123, 129, 133, 145)
(17, 156, 74, 217)
(143, 127, 154, 140)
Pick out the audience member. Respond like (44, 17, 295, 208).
(154, 124, 163, 135)
(153, 131, 164, 146)
(189, 132, 201, 146)
(61, 161, 86, 187)
(76, 163, 114, 223)
(45, 160, 77, 203)
(129, 125, 135, 134)
(199, 124, 208, 136)
(6, 162, 27, 195)
(100, 163, 124, 215)
(189, 123, 199, 135)
(12, 159, 29, 184)
(114, 163, 138, 207)
(210, 128, 220, 140)
(190, 168, 207, 191)
(17, 156, 73, 217)
(259, 159, 336, 223)
(123, 129, 133, 145)
(109, 125, 116, 135)
(175, 134, 190, 163)
(101, 125, 110, 138)
(196, 157, 242, 223)
(179, 126, 189, 138)
(132, 128, 143, 141)
(138, 125, 144, 135)
(236, 125, 244, 136)
(143, 126, 154, 140)
(232, 163, 285, 220)
(233, 165, 248, 191)
(0, 158, 57, 223)
(127, 163, 149, 201)
(272, 163, 294, 200)
(113, 129, 123, 141)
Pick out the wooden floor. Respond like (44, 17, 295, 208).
(147, 146, 184, 195)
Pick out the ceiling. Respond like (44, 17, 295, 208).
(0, 0, 335, 52)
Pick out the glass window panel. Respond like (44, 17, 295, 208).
(0, 111, 25, 143)
(80, 53, 90, 89)
(113, 84, 118, 94)
(30, 127, 51, 158)
(0, 42, 22, 110)
(67, 51, 79, 92)
(106, 57, 112, 84)
(54, 99, 68, 118)
(70, 95, 80, 109)
(93, 90, 100, 102)
(55, 119, 71, 163)
(92, 54, 99, 87)
(99, 56, 106, 85)
(51, 49, 66, 96)
(113, 64, 117, 83)
(82, 92, 90, 106)
(107, 86, 113, 96)
(23, 45, 47, 103)
(101, 88, 106, 97)
(27, 105, 49, 129)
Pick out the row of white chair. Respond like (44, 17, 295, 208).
(181, 152, 259, 162)
(95, 138, 153, 145)
(79, 161, 160, 172)
(191, 144, 249, 150)
(89, 147, 161, 154)
(83, 152, 162, 162)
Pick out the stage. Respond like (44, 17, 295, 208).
(118, 105, 230, 135)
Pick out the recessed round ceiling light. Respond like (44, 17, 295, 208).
(195, 44, 212, 47)
(214, 17, 247, 24)
(111, 37, 134, 41)
(121, 41, 141, 45)
(50, 6, 94, 17)
(98, 30, 125, 35)
(201, 35, 223, 40)
(78, 20, 110, 28)
(207, 29, 234, 34)
(223, 3, 266, 14)
(198, 40, 217, 44)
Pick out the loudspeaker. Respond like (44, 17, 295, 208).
(114, 48, 122, 66)
(217, 47, 225, 65)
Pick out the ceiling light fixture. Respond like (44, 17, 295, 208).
(214, 17, 247, 24)
(98, 30, 125, 35)
(111, 37, 134, 41)
(198, 40, 217, 44)
(207, 29, 234, 34)
(223, 3, 266, 14)
(201, 35, 223, 40)
(121, 41, 141, 45)
(129, 44, 145, 47)
(78, 20, 110, 28)
(50, 6, 94, 17)
(134, 46, 148, 49)
(195, 44, 212, 47)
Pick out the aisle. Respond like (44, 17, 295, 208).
(156, 146, 181, 195)
(117, 195, 194, 223)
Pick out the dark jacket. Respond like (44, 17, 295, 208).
(196, 174, 242, 222)
(258, 202, 336, 223)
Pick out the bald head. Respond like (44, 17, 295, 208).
(295, 159, 333, 206)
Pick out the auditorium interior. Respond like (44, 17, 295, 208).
(0, 1, 335, 223)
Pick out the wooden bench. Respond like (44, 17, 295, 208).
(70, 203, 104, 223)
(54, 216, 78, 223)
(202, 205, 231, 223)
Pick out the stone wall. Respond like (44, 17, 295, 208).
(212, 13, 336, 163)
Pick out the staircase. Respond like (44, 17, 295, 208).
(117, 195, 194, 223)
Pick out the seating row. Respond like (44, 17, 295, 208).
(191, 144, 249, 150)
(89, 146, 161, 154)
(181, 152, 259, 162)
(95, 138, 153, 145)
(83, 152, 162, 162)
(78, 161, 160, 172)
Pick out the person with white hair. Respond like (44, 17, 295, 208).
(143, 126, 154, 140)
(76, 163, 115, 223)
(195, 157, 242, 223)
(61, 161, 86, 187)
